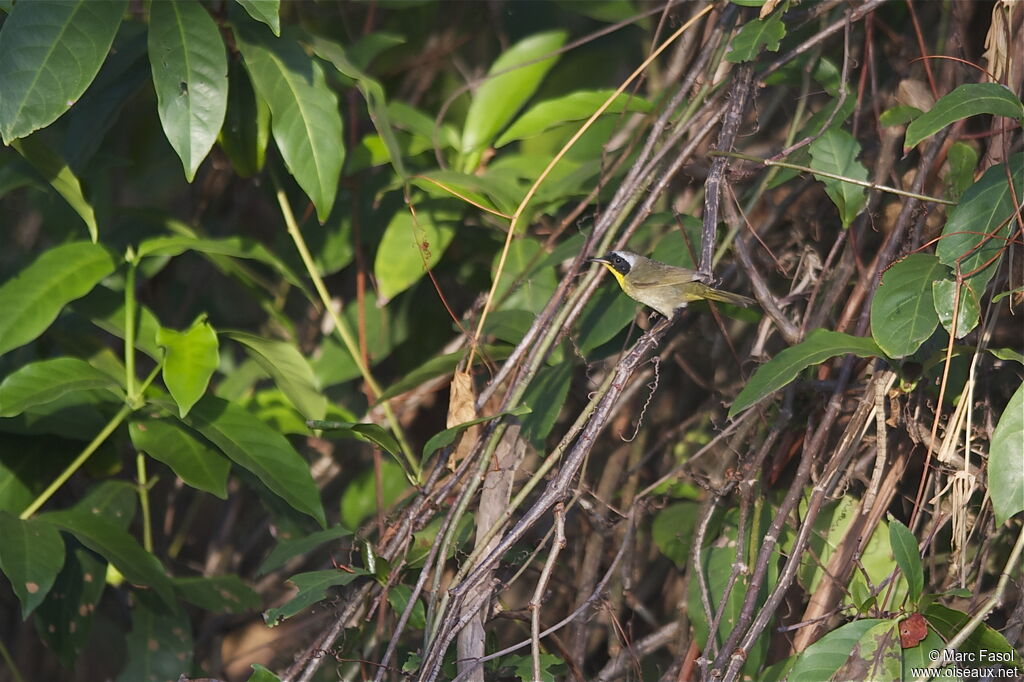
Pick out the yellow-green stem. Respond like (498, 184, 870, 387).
(269, 169, 419, 480)
(136, 453, 152, 552)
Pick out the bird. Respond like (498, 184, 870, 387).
(589, 250, 754, 317)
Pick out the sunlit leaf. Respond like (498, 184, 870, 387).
(157, 316, 219, 418)
(0, 0, 126, 142)
(129, 417, 230, 498)
(225, 331, 326, 420)
(0, 242, 118, 358)
(0, 357, 121, 418)
(148, 0, 228, 181)
(809, 128, 868, 228)
(10, 135, 98, 241)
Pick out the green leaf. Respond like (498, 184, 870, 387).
(0, 242, 118, 358)
(75, 481, 138, 530)
(234, 0, 280, 36)
(924, 604, 1023, 675)
(258, 525, 352, 575)
(888, 518, 923, 602)
(729, 330, 883, 417)
(234, 20, 343, 221)
(247, 664, 283, 682)
(830, 620, 901, 682)
(33, 546, 106, 667)
(339, 459, 410, 530)
(726, 14, 786, 63)
(809, 128, 868, 228)
(148, 0, 228, 182)
(263, 568, 366, 625)
(310, 420, 402, 460)
(0, 512, 65, 619)
(225, 331, 326, 420)
(932, 279, 980, 338)
(870, 254, 948, 359)
(309, 35, 407, 179)
(520, 361, 572, 449)
(576, 283, 639, 354)
(173, 575, 261, 613)
(375, 345, 514, 402)
(136, 232, 309, 293)
(129, 417, 230, 498)
(421, 405, 532, 462)
(157, 316, 219, 418)
(72, 285, 163, 360)
(936, 154, 1024, 297)
(219, 58, 271, 177)
(945, 141, 978, 200)
(10, 135, 98, 241)
(39, 510, 175, 607)
(652, 502, 699, 568)
(491, 237, 558, 313)
(989, 381, 1024, 525)
(509, 653, 563, 682)
(461, 30, 566, 153)
(879, 104, 922, 127)
(374, 206, 457, 303)
(0, 357, 121, 418)
(494, 90, 652, 147)
(116, 591, 193, 682)
(0, 0, 127, 142)
(788, 619, 886, 682)
(905, 83, 1024, 149)
(388, 584, 426, 629)
(182, 395, 326, 526)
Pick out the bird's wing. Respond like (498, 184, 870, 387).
(628, 263, 700, 288)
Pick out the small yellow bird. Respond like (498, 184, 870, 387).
(590, 250, 754, 317)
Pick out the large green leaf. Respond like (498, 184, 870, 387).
(374, 207, 457, 303)
(234, 20, 343, 221)
(989, 381, 1024, 525)
(0, 512, 65, 619)
(494, 90, 652, 147)
(129, 417, 230, 499)
(888, 519, 923, 602)
(225, 331, 326, 420)
(870, 254, 948, 359)
(729, 330, 883, 417)
(257, 525, 352, 575)
(520, 361, 572, 449)
(136, 233, 308, 292)
(182, 395, 326, 526)
(936, 155, 1024, 297)
(788, 619, 885, 682)
(234, 0, 280, 36)
(0, 0, 127, 142)
(38, 510, 175, 607)
(116, 591, 193, 682)
(829, 620, 901, 682)
(173, 575, 260, 613)
(809, 128, 868, 228)
(33, 546, 106, 667)
(10, 135, 98, 241)
(263, 568, 367, 626)
(0, 242, 118, 358)
(157, 316, 219, 418)
(576, 283, 638, 354)
(924, 604, 1022, 675)
(0, 357, 121, 418)
(148, 0, 228, 182)
(905, 83, 1024, 149)
(461, 30, 566, 154)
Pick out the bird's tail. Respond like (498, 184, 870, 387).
(700, 285, 754, 308)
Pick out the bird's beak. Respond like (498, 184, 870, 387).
(588, 256, 610, 265)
